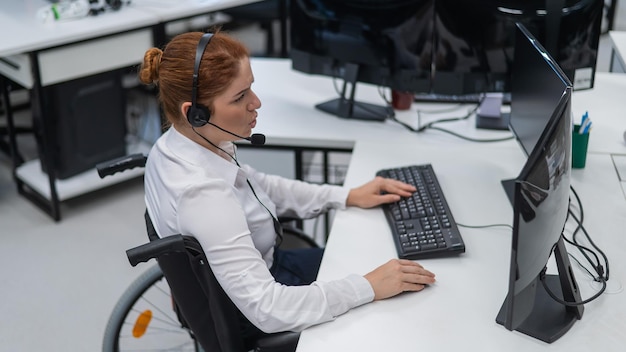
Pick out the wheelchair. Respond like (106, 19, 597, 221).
(98, 154, 319, 352)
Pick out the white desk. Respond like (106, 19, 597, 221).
(134, 0, 258, 22)
(0, 0, 259, 220)
(250, 58, 517, 150)
(0, 1, 158, 59)
(295, 141, 626, 351)
(239, 59, 626, 350)
(250, 58, 626, 197)
(570, 72, 626, 154)
(0, 0, 160, 220)
(251, 59, 626, 155)
(609, 31, 626, 73)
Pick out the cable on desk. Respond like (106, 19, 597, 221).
(538, 185, 611, 307)
(457, 223, 512, 230)
(327, 76, 514, 143)
(425, 126, 515, 143)
(388, 99, 516, 143)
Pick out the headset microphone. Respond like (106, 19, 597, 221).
(248, 133, 266, 145)
(207, 121, 265, 145)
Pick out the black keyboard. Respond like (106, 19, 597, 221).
(376, 164, 465, 260)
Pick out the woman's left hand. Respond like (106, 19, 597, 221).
(346, 176, 416, 209)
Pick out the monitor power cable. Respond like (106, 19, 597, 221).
(567, 186, 609, 283)
(539, 185, 610, 307)
(387, 97, 515, 143)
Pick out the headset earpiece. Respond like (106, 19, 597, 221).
(187, 104, 211, 127)
(187, 32, 214, 128)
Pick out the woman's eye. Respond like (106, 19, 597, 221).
(234, 93, 245, 102)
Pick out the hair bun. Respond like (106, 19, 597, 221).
(139, 48, 163, 85)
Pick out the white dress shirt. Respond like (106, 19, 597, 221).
(144, 126, 375, 333)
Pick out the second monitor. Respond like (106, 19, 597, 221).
(290, 0, 603, 121)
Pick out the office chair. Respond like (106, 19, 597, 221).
(125, 211, 303, 352)
(221, 0, 289, 57)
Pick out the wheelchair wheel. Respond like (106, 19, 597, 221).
(102, 264, 202, 352)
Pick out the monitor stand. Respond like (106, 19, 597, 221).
(501, 178, 516, 205)
(497, 178, 585, 343)
(315, 63, 394, 122)
(496, 237, 584, 343)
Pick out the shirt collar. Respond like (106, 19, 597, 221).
(164, 126, 242, 186)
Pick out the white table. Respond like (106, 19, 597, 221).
(0, 0, 260, 220)
(240, 59, 626, 351)
(134, 0, 258, 22)
(295, 140, 626, 351)
(609, 31, 626, 73)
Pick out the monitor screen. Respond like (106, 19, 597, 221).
(290, 0, 435, 121)
(290, 0, 602, 113)
(496, 23, 583, 343)
(432, 0, 602, 97)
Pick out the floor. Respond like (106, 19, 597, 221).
(1, 6, 625, 351)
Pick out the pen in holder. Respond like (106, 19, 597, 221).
(572, 124, 590, 169)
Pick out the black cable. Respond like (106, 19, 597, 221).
(192, 127, 284, 246)
(537, 185, 611, 307)
(567, 186, 610, 282)
(568, 252, 599, 279)
(387, 104, 473, 133)
(426, 126, 515, 143)
(457, 223, 512, 230)
(192, 126, 238, 163)
(566, 209, 609, 281)
(246, 179, 284, 247)
(387, 99, 515, 143)
(539, 266, 607, 307)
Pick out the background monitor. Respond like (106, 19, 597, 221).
(496, 23, 583, 343)
(432, 0, 603, 98)
(290, 0, 603, 118)
(290, 0, 435, 121)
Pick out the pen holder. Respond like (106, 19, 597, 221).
(572, 125, 590, 169)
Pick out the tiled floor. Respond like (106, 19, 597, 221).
(1, 5, 625, 351)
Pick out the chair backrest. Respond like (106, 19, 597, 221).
(143, 212, 247, 352)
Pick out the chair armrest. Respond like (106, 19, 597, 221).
(255, 331, 300, 352)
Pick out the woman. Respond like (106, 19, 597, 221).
(139, 30, 435, 345)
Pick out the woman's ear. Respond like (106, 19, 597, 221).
(180, 102, 192, 118)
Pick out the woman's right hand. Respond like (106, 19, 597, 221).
(364, 259, 436, 300)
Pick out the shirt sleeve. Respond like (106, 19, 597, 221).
(176, 179, 374, 333)
(244, 165, 350, 220)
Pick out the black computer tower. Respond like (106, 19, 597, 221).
(35, 70, 127, 179)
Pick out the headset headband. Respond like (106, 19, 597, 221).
(191, 33, 214, 110)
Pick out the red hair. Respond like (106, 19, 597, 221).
(139, 30, 249, 127)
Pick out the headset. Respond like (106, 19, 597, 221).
(187, 33, 214, 128)
(186, 33, 266, 144)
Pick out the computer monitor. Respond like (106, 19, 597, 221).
(290, 0, 435, 121)
(495, 23, 583, 343)
(290, 0, 602, 120)
(431, 0, 603, 98)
